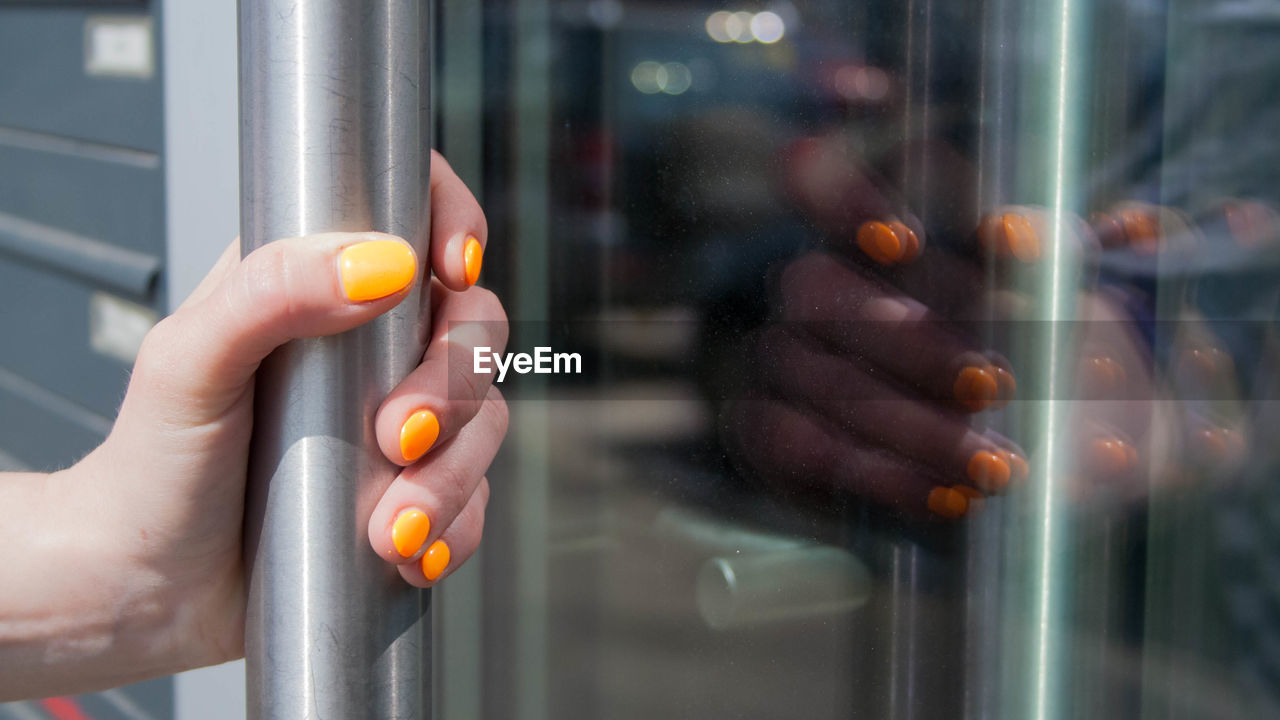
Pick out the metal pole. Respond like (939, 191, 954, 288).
(238, 1, 432, 718)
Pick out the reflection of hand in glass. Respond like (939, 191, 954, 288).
(725, 248, 1025, 521)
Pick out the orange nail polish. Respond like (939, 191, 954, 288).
(857, 221, 904, 266)
(463, 236, 483, 286)
(927, 486, 968, 519)
(400, 409, 441, 463)
(954, 365, 999, 412)
(391, 509, 431, 558)
(1003, 213, 1041, 262)
(1119, 209, 1159, 253)
(886, 221, 921, 263)
(421, 539, 451, 581)
(1088, 436, 1135, 477)
(952, 485, 985, 514)
(978, 214, 1007, 257)
(967, 451, 1011, 493)
(997, 450, 1030, 483)
(990, 365, 1016, 406)
(339, 239, 417, 302)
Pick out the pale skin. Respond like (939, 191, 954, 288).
(0, 152, 508, 701)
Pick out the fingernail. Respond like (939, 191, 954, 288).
(927, 486, 968, 519)
(967, 451, 1011, 493)
(421, 539, 451, 581)
(1084, 356, 1125, 396)
(1087, 436, 1136, 477)
(400, 409, 441, 463)
(997, 450, 1030, 483)
(340, 239, 417, 302)
(978, 213, 1040, 262)
(886, 221, 921, 263)
(1119, 209, 1159, 253)
(990, 365, 1017, 406)
(952, 485, 985, 514)
(954, 365, 998, 412)
(857, 221, 904, 266)
(1003, 213, 1041, 262)
(463, 235, 483, 286)
(391, 509, 431, 558)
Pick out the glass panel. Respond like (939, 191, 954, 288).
(437, 1, 1280, 718)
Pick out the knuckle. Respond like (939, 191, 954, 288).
(482, 388, 510, 439)
(432, 458, 476, 509)
(131, 315, 183, 385)
(240, 243, 298, 330)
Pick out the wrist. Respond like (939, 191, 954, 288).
(0, 455, 213, 700)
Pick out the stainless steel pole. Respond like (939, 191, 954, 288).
(238, 1, 432, 718)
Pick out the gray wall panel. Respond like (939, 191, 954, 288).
(0, 6, 162, 152)
(0, 260, 135, 419)
(0, 146, 164, 269)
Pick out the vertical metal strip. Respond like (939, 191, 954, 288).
(238, 1, 433, 718)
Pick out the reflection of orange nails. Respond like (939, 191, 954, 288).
(421, 540, 451, 581)
(927, 486, 968, 519)
(1089, 437, 1135, 477)
(978, 214, 1006, 257)
(997, 450, 1030, 483)
(990, 365, 1016, 406)
(978, 213, 1040, 262)
(1119, 209, 1159, 253)
(886, 221, 920, 263)
(857, 221, 904, 265)
(952, 485, 985, 514)
(967, 451, 1011, 492)
(954, 365, 999, 412)
(1004, 214, 1041, 262)
(1084, 356, 1126, 396)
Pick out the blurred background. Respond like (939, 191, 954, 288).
(3, 0, 1280, 718)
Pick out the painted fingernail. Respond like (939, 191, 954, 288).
(952, 485, 985, 514)
(978, 213, 1040, 262)
(997, 450, 1030, 483)
(1003, 213, 1041, 262)
(400, 409, 441, 463)
(1119, 209, 1159, 253)
(421, 539, 451, 581)
(886, 221, 921, 263)
(927, 486, 969, 519)
(967, 451, 1011, 493)
(954, 365, 999, 412)
(990, 365, 1017, 406)
(392, 509, 431, 558)
(1084, 356, 1126, 397)
(857, 221, 905, 266)
(463, 235, 483, 286)
(339, 239, 417, 302)
(1088, 436, 1136, 477)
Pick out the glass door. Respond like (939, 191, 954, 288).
(434, 1, 1280, 718)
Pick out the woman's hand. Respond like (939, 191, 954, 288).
(0, 152, 508, 699)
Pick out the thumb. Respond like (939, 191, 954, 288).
(125, 232, 419, 426)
